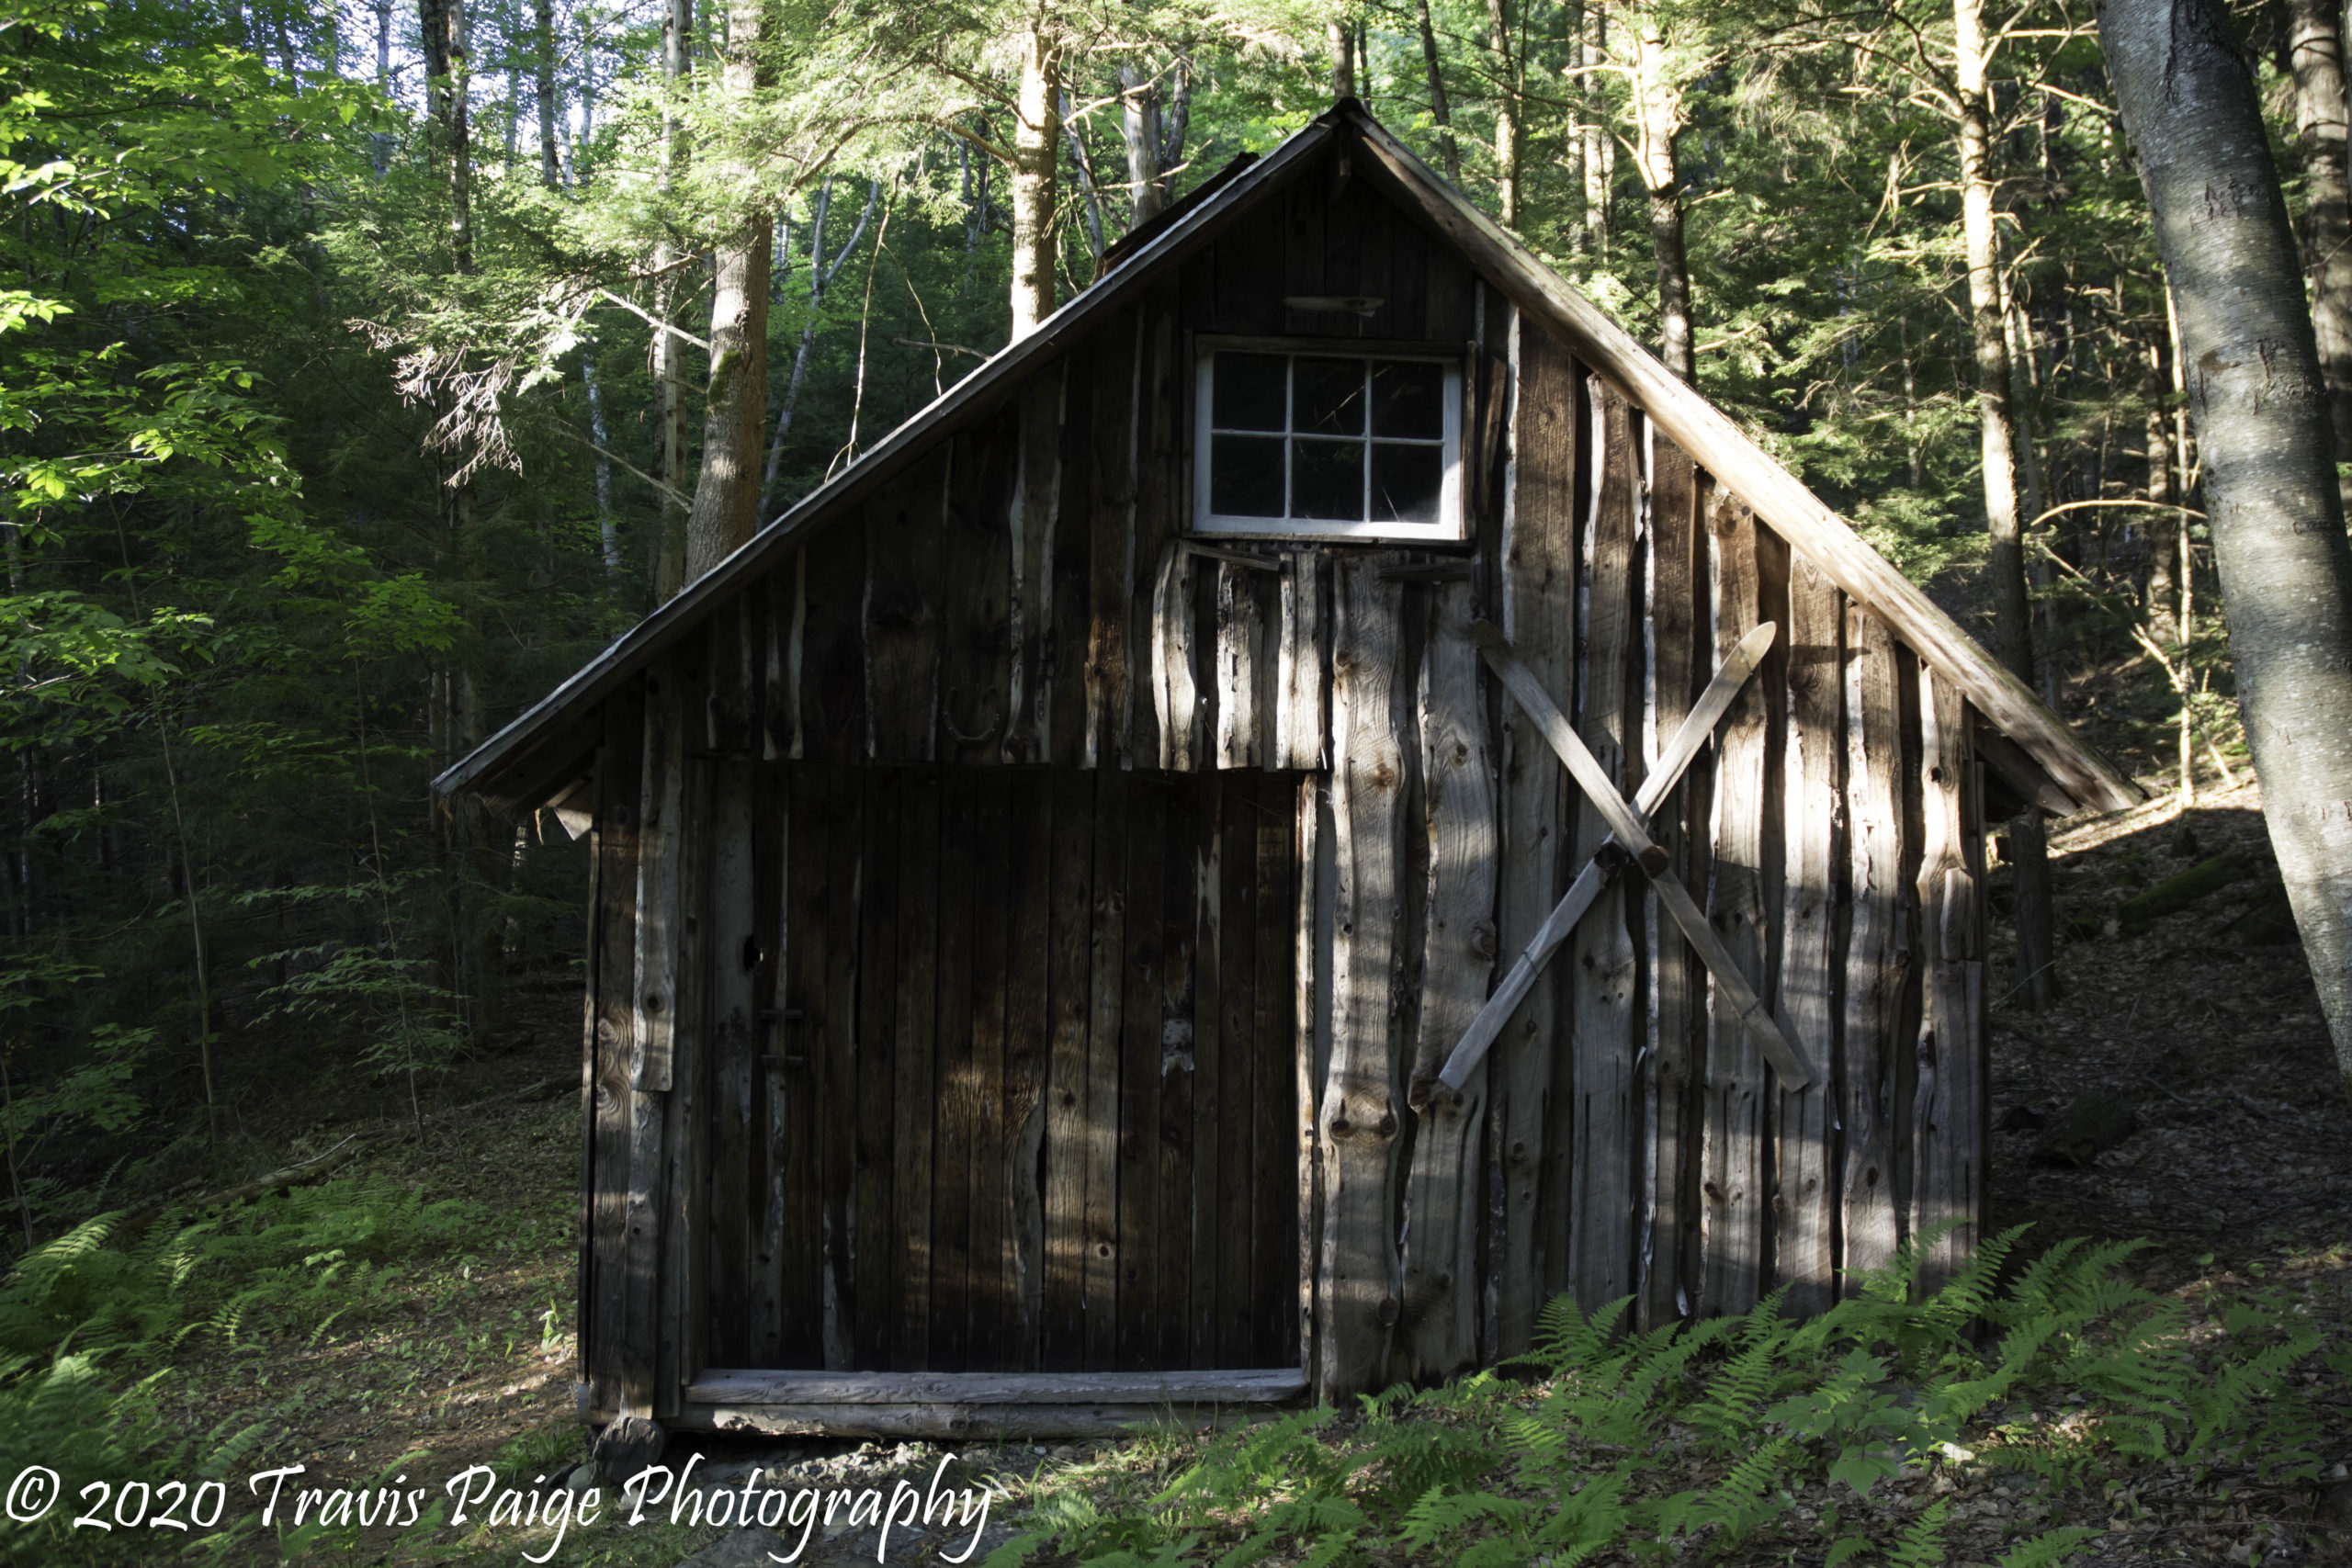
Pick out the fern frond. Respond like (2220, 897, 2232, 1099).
(1992, 1525, 2098, 1568)
(1887, 1497, 1950, 1566)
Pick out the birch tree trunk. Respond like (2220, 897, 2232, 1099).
(2102, 0, 2352, 1090)
(1632, 12, 1690, 379)
(2286, 0, 2352, 457)
(649, 0, 693, 604)
(1010, 28, 1061, 339)
(1955, 0, 2056, 1010)
(682, 0, 771, 581)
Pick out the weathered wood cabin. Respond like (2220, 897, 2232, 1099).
(438, 102, 2139, 1441)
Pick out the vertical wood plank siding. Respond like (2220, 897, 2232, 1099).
(1774, 551, 1843, 1314)
(1700, 490, 1774, 1317)
(1493, 316, 1576, 1359)
(1913, 673, 1984, 1295)
(1566, 384, 1642, 1323)
(1317, 559, 1409, 1399)
(1395, 578, 1498, 1381)
(683, 762, 1302, 1373)
(1642, 438, 1706, 1334)
(1841, 608, 1908, 1280)
(568, 169, 1995, 1415)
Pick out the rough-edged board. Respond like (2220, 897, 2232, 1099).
(1396, 579, 1497, 1380)
(1317, 558, 1409, 1401)
(1774, 554, 1842, 1314)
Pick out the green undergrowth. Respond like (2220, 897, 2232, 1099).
(997, 1230, 2333, 1568)
(0, 1176, 490, 1564)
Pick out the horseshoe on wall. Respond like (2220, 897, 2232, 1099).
(943, 682, 1002, 745)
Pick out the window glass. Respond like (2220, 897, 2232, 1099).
(1293, 438, 1366, 520)
(1371, 361, 1444, 438)
(1213, 353, 1288, 431)
(1201, 348, 1455, 536)
(1369, 443, 1442, 524)
(1210, 434, 1286, 516)
(1294, 357, 1367, 435)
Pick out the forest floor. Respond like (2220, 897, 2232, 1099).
(151, 775, 2352, 1567)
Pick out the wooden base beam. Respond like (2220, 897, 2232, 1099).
(684, 1368, 1305, 1405)
(672, 1368, 1304, 1438)
(673, 1403, 1275, 1440)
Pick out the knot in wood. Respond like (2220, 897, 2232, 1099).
(1375, 1295, 1400, 1327)
(1374, 1108, 1397, 1137)
(1636, 844, 1671, 877)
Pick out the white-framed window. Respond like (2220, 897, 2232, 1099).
(1191, 341, 1465, 542)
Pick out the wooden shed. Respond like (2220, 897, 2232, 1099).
(437, 102, 2139, 1441)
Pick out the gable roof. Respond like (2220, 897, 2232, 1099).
(436, 101, 2141, 817)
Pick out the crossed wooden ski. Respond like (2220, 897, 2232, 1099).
(1435, 619, 1811, 1093)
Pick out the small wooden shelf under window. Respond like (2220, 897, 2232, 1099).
(1192, 339, 1466, 542)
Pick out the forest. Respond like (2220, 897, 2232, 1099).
(6, 0, 2352, 1561)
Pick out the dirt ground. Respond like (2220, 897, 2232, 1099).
(1986, 779, 2352, 1286)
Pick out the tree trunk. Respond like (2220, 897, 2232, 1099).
(582, 348, 622, 592)
(959, 136, 987, 295)
(1010, 29, 1061, 340)
(2102, 0, 2352, 1090)
(1582, 3, 1609, 255)
(1064, 91, 1106, 265)
(1119, 63, 1166, 226)
(1159, 56, 1191, 178)
(1330, 19, 1354, 99)
(419, 0, 474, 272)
(2286, 0, 2352, 457)
(2143, 330, 2177, 642)
(1485, 0, 1520, 226)
(683, 0, 771, 581)
(1631, 13, 1690, 379)
(2007, 299, 2063, 705)
(535, 0, 560, 189)
(1955, 0, 2056, 1010)
(1415, 0, 1460, 181)
(760, 179, 878, 514)
(649, 0, 693, 604)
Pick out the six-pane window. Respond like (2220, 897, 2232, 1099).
(1193, 348, 1463, 540)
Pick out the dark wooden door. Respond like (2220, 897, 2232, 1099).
(704, 763, 1303, 1373)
